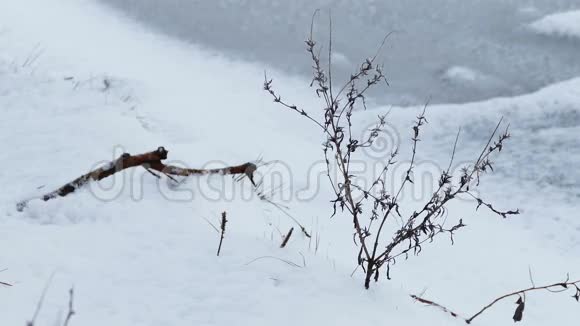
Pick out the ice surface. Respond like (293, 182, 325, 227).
(99, 0, 580, 105)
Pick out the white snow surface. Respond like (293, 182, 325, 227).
(1, 1, 580, 325)
(529, 10, 580, 39)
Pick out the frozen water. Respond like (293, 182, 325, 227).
(100, 0, 580, 105)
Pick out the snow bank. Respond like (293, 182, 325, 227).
(529, 10, 580, 39)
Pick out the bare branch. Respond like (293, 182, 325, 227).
(411, 294, 464, 320)
(411, 275, 580, 324)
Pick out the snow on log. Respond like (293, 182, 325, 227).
(16, 147, 257, 211)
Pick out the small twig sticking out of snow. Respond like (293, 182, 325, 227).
(314, 230, 321, 255)
(280, 227, 294, 248)
(217, 211, 228, 256)
(27, 273, 55, 326)
(244, 256, 302, 269)
(62, 287, 75, 326)
(261, 197, 311, 238)
(25, 282, 76, 326)
(298, 252, 307, 267)
(22, 43, 45, 68)
(251, 168, 311, 239)
(102, 78, 111, 92)
(201, 216, 220, 233)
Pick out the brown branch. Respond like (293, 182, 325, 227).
(465, 278, 580, 323)
(217, 211, 227, 256)
(280, 227, 294, 248)
(16, 147, 257, 211)
(411, 294, 464, 319)
(411, 276, 580, 324)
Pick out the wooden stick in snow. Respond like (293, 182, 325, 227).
(280, 227, 294, 248)
(217, 211, 227, 256)
(17, 147, 257, 211)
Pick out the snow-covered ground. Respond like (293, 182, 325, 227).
(1, 1, 579, 325)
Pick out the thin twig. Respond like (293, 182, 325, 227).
(528, 266, 536, 288)
(298, 252, 307, 267)
(262, 197, 311, 238)
(62, 287, 75, 326)
(201, 216, 220, 233)
(411, 275, 580, 324)
(217, 211, 227, 256)
(27, 272, 55, 326)
(411, 294, 464, 319)
(280, 227, 294, 248)
(327, 10, 333, 101)
(143, 167, 161, 179)
(243, 256, 302, 268)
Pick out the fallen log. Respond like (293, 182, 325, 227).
(16, 146, 257, 211)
